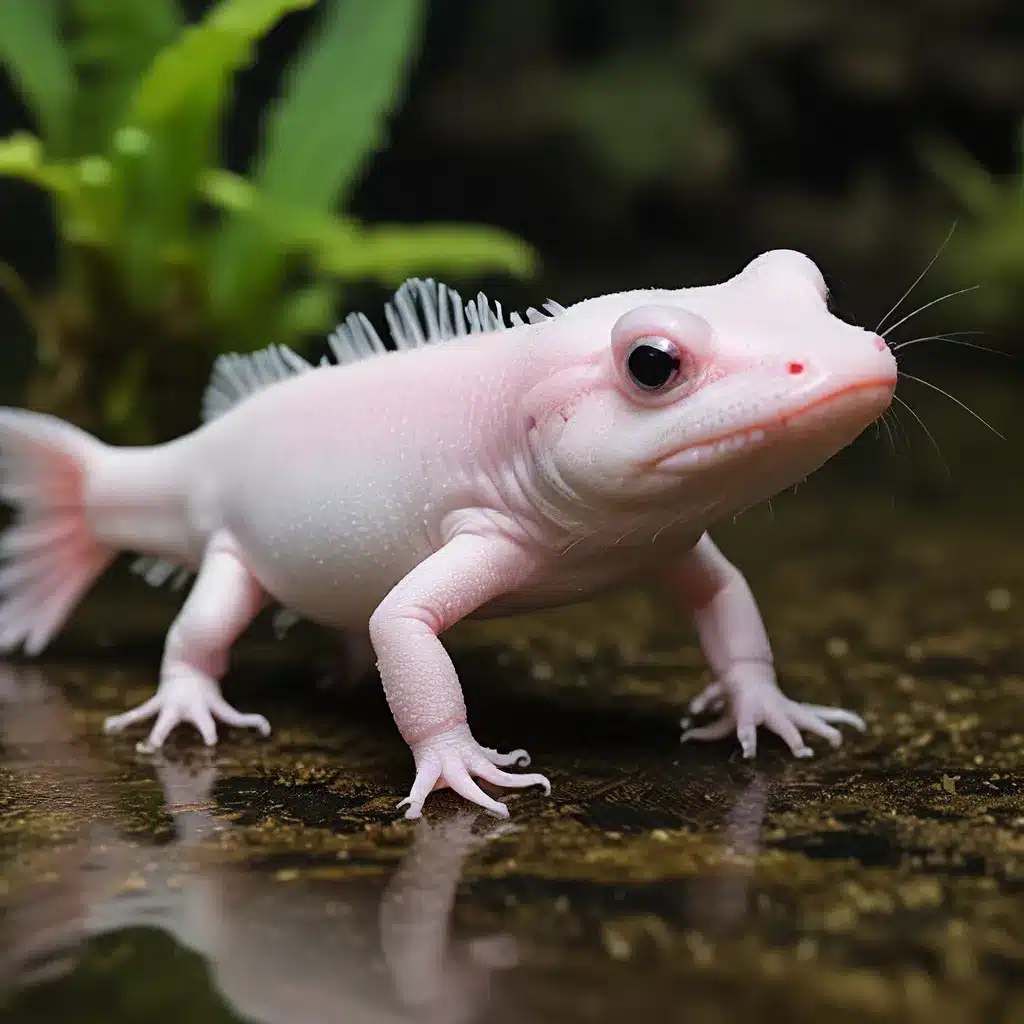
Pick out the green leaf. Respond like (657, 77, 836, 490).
(255, 0, 424, 210)
(0, 132, 78, 199)
(112, 0, 316, 306)
(0, 133, 71, 192)
(917, 128, 1024, 327)
(311, 221, 538, 284)
(128, 0, 317, 126)
(206, 0, 426, 326)
(920, 138, 1004, 216)
(277, 283, 339, 340)
(0, 132, 112, 244)
(200, 168, 537, 336)
(67, 0, 183, 156)
(0, 0, 74, 154)
(103, 349, 148, 431)
(199, 165, 253, 212)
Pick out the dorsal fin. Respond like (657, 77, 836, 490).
(201, 344, 314, 422)
(381, 277, 508, 349)
(199, 277, 564, 424)
(130, 554, 194, 591)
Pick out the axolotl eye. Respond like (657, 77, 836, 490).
(625, 336, 682, 391)
(612, 305, 711, 400)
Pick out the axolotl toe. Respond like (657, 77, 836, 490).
(0, 249, 896, 819)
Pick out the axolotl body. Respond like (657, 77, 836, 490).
(0, 249, 896, 818)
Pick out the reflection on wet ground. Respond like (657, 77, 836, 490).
(2, 478, 1024, 1023)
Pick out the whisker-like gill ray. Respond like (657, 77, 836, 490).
(897, 370, 1004, 439)
(886, 405, 913, 453)
(877, 410, 898, 455)
(875, 222, 957, 335)
(892, 331, 1008, 359)
(881, 285, 980, 339)
(892, 393, 949, 476)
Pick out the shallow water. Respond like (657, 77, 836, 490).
(2, 400, 1024, 1022)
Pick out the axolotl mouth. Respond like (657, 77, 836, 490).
(655, 375, 898, 472)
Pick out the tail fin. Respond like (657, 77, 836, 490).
(0, 409, 115, 655)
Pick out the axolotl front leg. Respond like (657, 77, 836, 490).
(369, 532, 551, 819)
(665, 534, 866, 757)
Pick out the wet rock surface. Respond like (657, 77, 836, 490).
(1, 474, 1023, 1023)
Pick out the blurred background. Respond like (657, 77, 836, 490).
(3, 7, 1024, 1022)
(0, 0, 1020, 496)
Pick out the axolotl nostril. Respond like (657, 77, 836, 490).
(0, 249, 897, 819)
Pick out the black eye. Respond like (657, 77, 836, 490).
(626, 336, 682, 391)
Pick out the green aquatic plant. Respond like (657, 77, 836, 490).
(921, 126, 1024, 329)
(0, 0, 536, 441)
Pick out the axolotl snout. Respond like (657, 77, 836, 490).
(0, 249, 896, 818)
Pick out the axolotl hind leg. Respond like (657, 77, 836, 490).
(370, 532, 550, 819)
(665, 534, 867, 757)
(104, 531, 271, 750)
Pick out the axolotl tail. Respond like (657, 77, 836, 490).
(0, 409, 116, 654)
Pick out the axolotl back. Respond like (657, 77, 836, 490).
(0, 249, 896, 818)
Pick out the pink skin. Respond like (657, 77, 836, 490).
(666, 535, 865, 756)
(0, 250, 896, 819)
(105, 532, 272, 750)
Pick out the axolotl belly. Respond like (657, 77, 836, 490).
(0, 249, 897, 818)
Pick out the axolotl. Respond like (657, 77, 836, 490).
(0, 249, 896, 818)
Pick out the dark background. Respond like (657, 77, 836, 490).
(0, 0, 1021, 486)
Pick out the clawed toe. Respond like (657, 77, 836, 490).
(471, 758, 551, 794)
(682, 680, 864, 761)
(443, 765, 512, 818)
(103, 672, 271, 751)
(482, 745, 531, 768)
(400, 723, 550, 819)
(688, 681, 725, 716)
(680, 715, 735, 745)
(799, 704, 867, 731)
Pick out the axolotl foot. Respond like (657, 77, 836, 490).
(103, 669, 271, 752)
(680, 667, 866, 759)
(398, 723, 551, 820)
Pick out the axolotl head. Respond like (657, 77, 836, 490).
(525, 249, 897, 521)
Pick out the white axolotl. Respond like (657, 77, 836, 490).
(0, 249, 896, 819)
